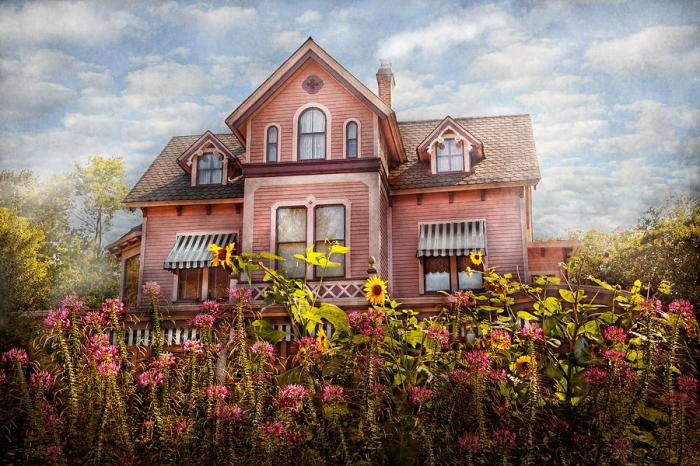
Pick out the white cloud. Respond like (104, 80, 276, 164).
(296, 10, 321, 25)
(470, 42, 566, 80)
(178, 4, 256, 31)
(0, 1, 143, 45)
(122, 62, 212, 107)
(208, 55, 276, 88)
(585, 25, 700, 78)
(272, 31, 306, 51)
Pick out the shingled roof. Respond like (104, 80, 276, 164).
(125, 134, 245, 205)
(389, 114, 540, 191)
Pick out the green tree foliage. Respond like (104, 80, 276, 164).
(74, 155, 129, 249)
(571, 197, 700, 302)
(0, 208, 50, 347)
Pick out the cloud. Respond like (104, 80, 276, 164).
(208, 55, 276, 88)
(585, 25, 700, 78)
(296, 10, 321, 25)
(122, 62, 212, 107)
(470, 42, 566, 80)
(176, 4, 256, 31)
(0, 1, 143, 45)
(272, 31, 306, 51)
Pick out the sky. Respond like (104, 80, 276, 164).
(0, 0, 698, 241)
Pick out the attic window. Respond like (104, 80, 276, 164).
(436, 138, 464, 173)
(196, 153, 223, 185)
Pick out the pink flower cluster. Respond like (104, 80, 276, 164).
(669, 299, 696, 321)
(262, 420, 285, 438)
(641, 298, 662, 315)
(348, 309, 385, 341)
(677, 374, 698, 394)
(83, 311, 108, 328)
(321, 385, 345, 404)
(261, 421, 304, 445)
(277, 384, 308, 413)
(457, 432, 480, 453)
(200, 300, 221, 316)
(409, 386, 434, 405)
(101, 299, 126, 321)
(206, 384, 229, 401)
(464, 350, 491, 375)
(251, 341, 276, 364)
(490, 328, 511, 350)
(520, 325, 544, 341)
(488, 368, 507, 385)
(43, 309, 71, 331)
(603, 350, 626, 364)
(229, 287, 253, 304)
(151, 352, 176, 370)
(87, 334, 118, 363)
(217, 403, 242, 420)
(60, 294, 85, 313)
(583, 367, 608, 387)
(97, 362, 120, 378)
(29, 370, 53, 392)
(602, 326, 627, 344)
(183, 340, 204, 356)
(425, 326, 450, 348)
(142, 281, 161, 296)
(492, 428, 517, 450)
(2, 348, 29, 365)
(45, 445, 63, 459)
(192, 313, 216, 328)
(295, 337, 320, 355)
(138, 368, 164, 388)
(447, 290, 475, 308)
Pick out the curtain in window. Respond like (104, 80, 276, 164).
(314, 205, 345, 278)
(298, 108, 326, 160)
(178, 268, 202, 300)
(197, 153, 223, 184)
(457, 256, 484, 290)
(276, 207, 307, 278)
(424, 256, 450, 292)
(346, 121, 358, 158)
(436, 139, 464, 173)
(266, 126, 278, 162)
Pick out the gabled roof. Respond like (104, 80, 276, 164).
(106, 224, 142, 254)
(176, 130, 242, 172)
(225, 37, 406, 164)
(124, 134, 245, 206)
(389, 114, 541, 192)
(415, 116, 483, 161)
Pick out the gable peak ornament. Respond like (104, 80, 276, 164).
(302, 74, 324, 94)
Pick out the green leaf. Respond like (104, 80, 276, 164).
(559, 289, 584, 303)
(544, 297, 562, 314)
(250, 319, 287, 345)
(260, 252, 284, 261)
(330, 243, 350, 254)
(631, 279, 642, 294)
(517, 311, 539, 321)
(404, 329, 425, 348)
(315, 303, 351, 334)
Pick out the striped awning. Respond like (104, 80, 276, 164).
(417, 221, 486, 257)
(163, 232, 237, 270)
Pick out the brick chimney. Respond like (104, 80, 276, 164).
(376, 60, 395, 108)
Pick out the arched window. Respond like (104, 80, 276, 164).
(266, 126, 278, 162)
(298, 107, 326, 160)
(196, 153, 223, 185)
(345, 121, 358, 158)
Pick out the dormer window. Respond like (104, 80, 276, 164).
(436, 138, 464, 173)
(266, 126, 278, 162)
(196, 153, 223, 185)
(298, 107, 326, 160)
(345, 121, 358, 158)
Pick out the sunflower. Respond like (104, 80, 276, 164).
(364, 276, 388, 306)
(316, 328, 329, 353)
(209, 242, 235, 269)
(515, 355, 533, 377)
(469, 250, 485, 267)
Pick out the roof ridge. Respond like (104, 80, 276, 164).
(398, 114, 531, 124)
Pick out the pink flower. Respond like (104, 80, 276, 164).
(2, 348, 28, 366)
(409, 386, 434, 405)
(86, 334, 118, 363)
(229, 287, 253, 304)
(349, 309, 385, 341)
(183, 340, 204, 356)
(348, 311, 361, 326)
(488, 368, 507, 385)
(44, 309, 71, 331)
(169, 419, 189, 436)
(603, 350, 626, 364)
(83, 311, 107, 328)
(143, 281, 161, 296)
(101, 299, 126, 322)
(520, 325, 544, 341)
(206, 384, 229, 401)
(668, 299, 694, 319)
(464, 350, 491, 377)
(138, 368, 164, 388)
(29, 370, 53, 392)
(262, 420, 285, 438)
(217, 403, 242, 420)
(97, 361, 120, 378)
(641, 298, 662, 315)
(490, 328, 511, 350)
(321, 385, 345, 404)
(201, 300, 221, 316)
(425, 326, 450, 348)
(458, 432, 480, 453)
(295, 337, 320, 355)
(60, 294, 84, 313)
(677, 375, 698, 395)
(545, 416, 570, 433)
(602, 326, 627, 344)
(191, 313, 216, 328)
(251, 341, 276, 364)
(492, 429, 517, 450)
(584, 367, 608, 387)
(277, 384, 307, 413)
(45, 445, 62, 459)
(151, 352, 176, 369)
(369, 382, 387, 397)
(448, 290, 474, 308)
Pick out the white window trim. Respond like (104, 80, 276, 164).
(192, 150, 227, 186)
(269, 195, 352, 281)
(291, 102, 332, 161)
(263, 123, 281, 163)
(342, 118, 361, 159)
(416, 218, 488, 294)
(429, 130, 472, 175)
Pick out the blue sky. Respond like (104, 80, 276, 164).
(0, 0, 698, 240)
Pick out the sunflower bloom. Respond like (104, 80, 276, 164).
(209, 243, 235, 269)
(364, 276, 388, 306)
(515, 355, 533, 377)
(469, 250, 484, 267)
(316, 328, 329, 353)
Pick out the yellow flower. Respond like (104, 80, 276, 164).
(469, 250, 484, 267)
(515, 355, 533, 377)
(364, 276, 388, 306)
(209, 243, 235, 269)
(316, 328, 329, 352)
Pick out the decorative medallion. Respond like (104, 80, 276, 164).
(302, 74, 324, 94)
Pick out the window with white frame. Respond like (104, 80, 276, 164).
(314, 205, 345, 278)
(266, 126, 278, 162)
(456, 255, 484, 290)
(436, 138, 464, 173)
(424, 256, 451, 292)
(196, 153, 223, 184)
(345, 121, 358, 158)
(298, 108, 326, 160)
(276, 207, 307, 278)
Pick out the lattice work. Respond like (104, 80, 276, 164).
(248, 280, 365, 302)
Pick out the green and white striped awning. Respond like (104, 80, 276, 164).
(417, 221, 486, 257)
(163, 232, 237, 270)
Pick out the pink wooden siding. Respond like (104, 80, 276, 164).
(391, 188, 526, 297)
(141, 205, 243, 299)
(379, 185, 389, 279)
(251, 181, 369, 279)
(249, 61, 375, 163)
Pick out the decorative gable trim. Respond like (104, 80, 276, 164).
(416, 116, 483, 164)
(177, 131, 240, 173)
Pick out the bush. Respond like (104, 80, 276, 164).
(1, 247, 698, 465)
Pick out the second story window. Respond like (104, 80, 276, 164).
(436, 138, 464, 173)
(276, 207, 307, 279)
(345, 121, 358, 158)
(314, 205, 345, 278)
(197, 153, 223, 185)
(266, 126, 278, 162)
(298, 108, 326, 160)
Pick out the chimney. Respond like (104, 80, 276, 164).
(376, 60, 395, 108)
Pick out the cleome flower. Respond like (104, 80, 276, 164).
(409, 386, 434, 405)
(262, 420, 285, 438)
(86, 334, 118, 363)
(364, 276, 388, 306)
(447, 290, 476, 309)
(321, 385, 345, 404)
(101, 298, 126, 322)
(209, 242, 235, 269)
(492, 428, 517, 450)
(142, 281, 161, 297)
(206, 384, 229, 401)
(602, 326, 627, 345)
(464, 350, 491, 376)
(151, 352, 176, 370)
(138, 368, 164, 388)
(229, 287, 253, 304)
(349, 308, 385, 341)
(250, 341, 276, 364)
(217, 403, 242, 420)
(2, 348, 29, 366)
(200, 300, 221, 316)
(29, 370, 54, 392)
(83, 311, 108, 328)
(458, 432, 480, 453)
(425, 325, 450, 348)
(489, 328, 511, 351)
(583, 367, 608, 387)
(97, 361, 120, 378)
(183, 340, 204, 356)
(43, 309, 71, 331)
(520, 325, 544, 341)
(60, 294, 85, 313)
(191, 313, 216, 328)
(277, 384, 308, 413)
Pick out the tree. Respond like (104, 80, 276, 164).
(74, 155, 129, 249)
(0, 208, 51, 348)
